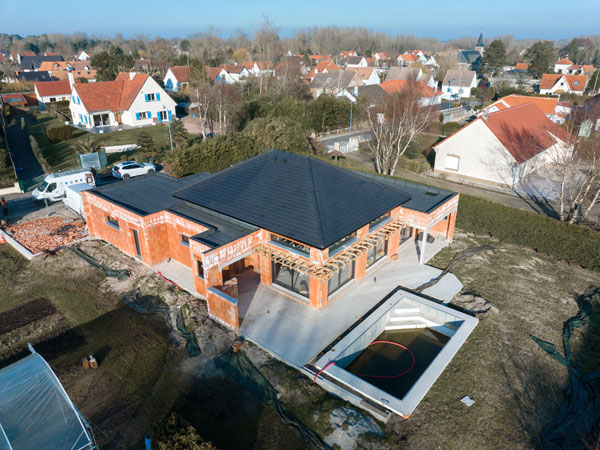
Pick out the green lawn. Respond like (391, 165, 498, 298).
(32, 113, 173, 171)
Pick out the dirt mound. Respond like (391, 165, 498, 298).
(452, 292, 499, 315)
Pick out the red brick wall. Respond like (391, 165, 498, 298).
(207, 287, 239, 330)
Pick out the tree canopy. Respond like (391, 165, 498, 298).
(482, 40, 507, 75)
(525, 41, 557, 77)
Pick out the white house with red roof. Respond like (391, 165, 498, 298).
(69, 72, 176, 129)
(554, 58, 574, 74)
(34, 80, 72, 104)
(164, 66, 190, 91)
(433, 102, 572, 187)
(539, 74, 588, 96)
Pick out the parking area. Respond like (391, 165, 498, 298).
(2, 175, 122, 224)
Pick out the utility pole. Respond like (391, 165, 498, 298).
(350, 100, 353, 131)
(168, 118, 173, 151)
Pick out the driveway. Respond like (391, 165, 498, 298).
(317, 129, 372, 150)
(5, 121, 44, 189)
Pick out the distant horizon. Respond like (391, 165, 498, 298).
(3, 0, 600, 43)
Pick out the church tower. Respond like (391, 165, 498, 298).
(475, 32, 485, 55)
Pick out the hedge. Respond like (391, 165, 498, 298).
(457, 194, 600, 272)
(29, 135, 52, 173)
(46, 125, 74, 142)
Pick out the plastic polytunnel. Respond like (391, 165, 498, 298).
(0, 344, 96, 450)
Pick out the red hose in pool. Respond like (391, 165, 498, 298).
(357, 340, 415, 379)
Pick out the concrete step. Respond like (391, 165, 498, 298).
(393, 307, 421, 315)
(385, 321, 428, 330)
(389, 315, 425, 323)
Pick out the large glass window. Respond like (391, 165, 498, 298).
(367, 237, 387, 268)
(400, 226, 413, 244)
(272, 262, 310, 298)
(328, 261, 354, 295)
(329, 232, 357, 256)
(271, 235, 310, 257)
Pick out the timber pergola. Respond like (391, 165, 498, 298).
(255, 218, 405, 280)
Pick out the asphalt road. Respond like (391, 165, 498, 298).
(317, 129, 372, 148)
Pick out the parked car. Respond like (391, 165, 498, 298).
(32, 169, 96, 203)
(112, 161, 157, 180)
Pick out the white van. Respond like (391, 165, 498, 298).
(32, 169, 96, 203)
(63, 183, 93, 217)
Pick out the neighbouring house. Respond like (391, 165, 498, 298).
(514, 62, 531, 71)
(554, 58, 574, 74)
(403, 50, 429, 65)
(241, 61, 275, 77)
(69, 72, 176, 129)
(345, 56, 368, 68)
(38, 60, 97, 82)
(340, 51, 357, 58)
(478, 94, 571, 124)
(380, 80, 442, 105)
(309, 70, 363, 98)
(345, 84, 387, 105)
(397, 54, 419, 67)
(346, 67, 380, 85)
(566, 65, 596, 76)
(34, 80, 72, 105)
(220, 65, 250, 82)
(76, 50, 91, 61)
(309, 55, 331, 64)
(81, 150, 459, 331)
(163, 66, 190, 91)
(433, 102, 572, 187)
(387, 67, 436, 89)
(19, 55, 64, 71)
(304, 61, 341, 82)
(14, 71, 54, 83)
(441, 69, 477, 99)
(539, 73, 588, 96)
(579, 93, 600, 136)
(374, 52, 389, 61)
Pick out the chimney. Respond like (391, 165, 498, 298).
(483, 110, 489, 121)
(67, 72, 75, 87)
(129, 72, 136, 81)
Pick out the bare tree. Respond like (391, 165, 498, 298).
(552, 124, 600, 224)
(254, 16, 280, 95)
(365, 85, 431, 176)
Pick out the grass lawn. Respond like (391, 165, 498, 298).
(0, 243, 184, 448)
(32, 113, 173, 171)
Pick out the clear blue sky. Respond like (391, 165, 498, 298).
(3, 0, 600, 40)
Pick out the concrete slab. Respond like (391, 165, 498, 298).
(239, 238, 463, 368)
(152, 259, 200, 297)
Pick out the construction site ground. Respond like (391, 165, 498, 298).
(0, 232, 598, 449)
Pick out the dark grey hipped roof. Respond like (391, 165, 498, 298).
(15, 71, 53, 82)
(174, 150, 412, 249)
(91, 172, 209, 216)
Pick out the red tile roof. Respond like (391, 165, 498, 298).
(346, 67, 375, 80)
(514, 62, 530, 70)
(315, 61, 340, 72)
(499, 94, 559, 115)
(35, 80, 72, 97)
(399, 54, 419, 62)
(540, 74, 588, 92)
(380, 79, 439, 97)
(205, 67, 224, 81)
(483, 102, 569, 163)
(220, 65, 247, 74)
(169, 66, 190, 82)
(74, 73, 149, 112)
(556, 58, 573, 65)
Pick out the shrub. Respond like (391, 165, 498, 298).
(0, 147, 10, 170)
(46, 125, 74, 142)
(457, 195, 600, 272)
(441, 122, 462, 136)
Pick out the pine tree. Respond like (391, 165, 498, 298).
(525, 41, 557, 77)
(136, 131, 155, 152)
(482, 40, 507, 75)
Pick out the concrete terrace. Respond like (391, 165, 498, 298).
(238, 238, 461, 368)
(150, 237, 461, 368)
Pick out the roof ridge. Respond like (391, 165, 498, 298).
(307, 157, 327, 248)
